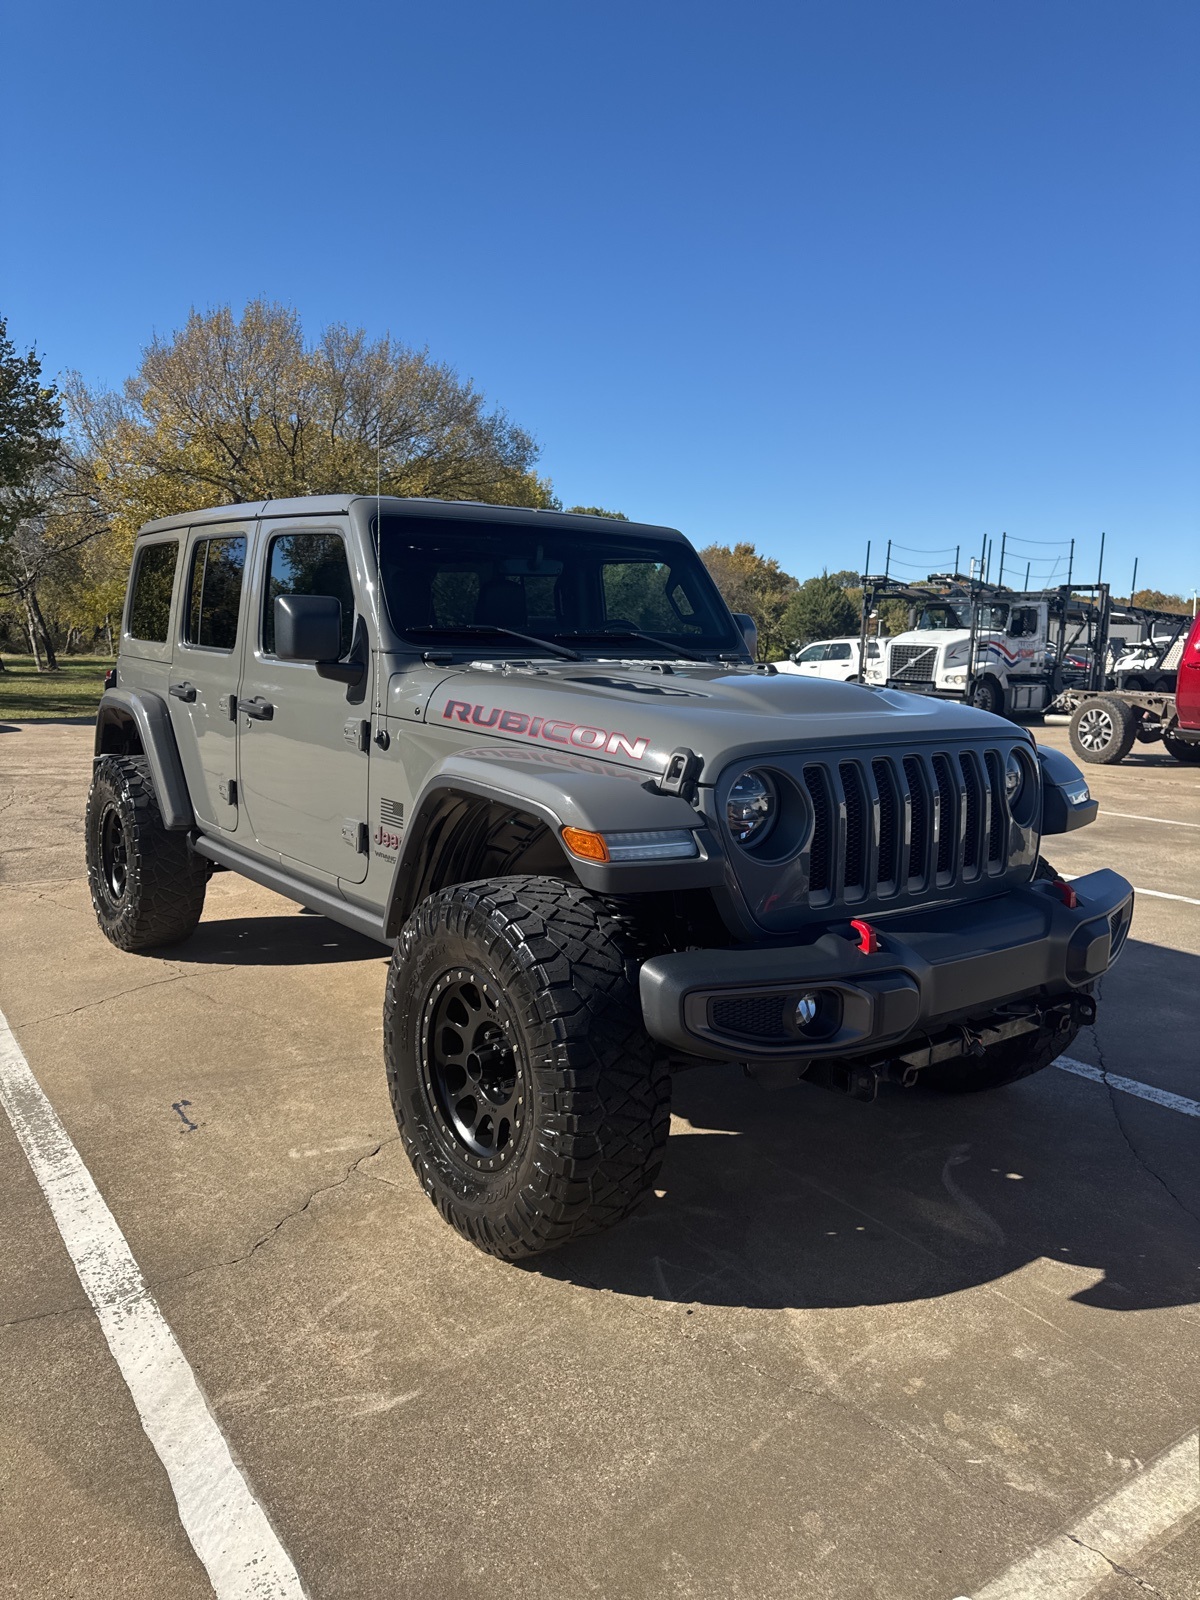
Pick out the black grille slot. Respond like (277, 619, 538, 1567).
(804, 766, 832, 895)
(840, 762, 867, 896)
(931, 754, 956, 877)
(873, 758, 899, 891)
(985, 750, 1007, 863)
(959, 752, 982, 874)
(903, 756, 928, 884)
(710, 994, 788, 1040)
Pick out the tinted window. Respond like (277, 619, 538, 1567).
(374, 515, 741, 658)
(797, 643, 828, 662)
(827, 642, 852, 660)
(264, 532, 354, 656)
(128, 541, 179, 642)
(185, 536, 246, 650)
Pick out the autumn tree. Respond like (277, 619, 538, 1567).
(698, 541, 798, 660)
(1131, 588, 1189, 614)
(66, 302, 556, 563)
(565, 505, 627, 519)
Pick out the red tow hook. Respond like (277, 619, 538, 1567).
(1052, 878, 1079, 909)
(850, 918, 880, 955)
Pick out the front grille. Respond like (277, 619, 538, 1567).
(889, 643, 938, 682)
(802, 746, 1014, 907)
(710, 994, 788, 1040)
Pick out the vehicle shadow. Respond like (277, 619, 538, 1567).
(165, 913, 388, 966)
(533, 936, 1200, 1315)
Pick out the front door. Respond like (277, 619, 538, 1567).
(168, 523, 252, 832)
(237, 524, 372, 883)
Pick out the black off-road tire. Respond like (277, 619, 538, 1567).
(1164, 731, 1200, 764)
(85, 755, 208, 951)
(1069, 696, 1138, 765)
(385, 876, 670, 1260)
(921, 1018, 1082, 1093)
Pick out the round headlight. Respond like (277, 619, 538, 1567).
(727, 769, 777, 846)
(1004, 750, 1025, 804)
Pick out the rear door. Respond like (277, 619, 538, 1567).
(168, 523, 252, 832)
(236, 521, 373, 882)
(821, 642, 854, 680)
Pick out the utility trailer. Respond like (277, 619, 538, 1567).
(1058, 609, 1200, 765)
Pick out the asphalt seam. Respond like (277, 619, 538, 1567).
(1062, 1535, 1164, 1597)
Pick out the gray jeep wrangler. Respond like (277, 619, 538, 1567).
(87, 496, 1133, 1259)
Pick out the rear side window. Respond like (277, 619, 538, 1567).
(827, 642, 852, 661)
(128, 541, 179, 642)
(185, 536, 246, 650)
(263, 531, 354, 657)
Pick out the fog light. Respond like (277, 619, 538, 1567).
(795, 993, 820, 1028)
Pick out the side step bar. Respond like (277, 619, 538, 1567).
(191, 834, 391, 947)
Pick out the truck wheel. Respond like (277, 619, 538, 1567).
(970, 677, 1005, 716)
(1069, 697, 1137, 764)
(85, 755, 208, 951)
(920, 1019, 1081, 1093)
(385, 876, 670, 1260)
(1164, 732, 1200, 764)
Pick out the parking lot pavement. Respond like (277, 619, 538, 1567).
(2, 720, 1198, 1600)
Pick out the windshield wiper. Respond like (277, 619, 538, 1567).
(553, 628, 710, 664)
(406, 625, 580, 662)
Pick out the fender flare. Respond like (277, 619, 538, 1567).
(94, 688, 194, 830)
(383, 751, 723, 937)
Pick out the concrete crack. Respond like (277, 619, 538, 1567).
(160, 1135, 403, 1286)
(1064, 1534, 1165, 1596)
(0, 1301, 91, 1331)
(1089, 1009, 1200, 1229)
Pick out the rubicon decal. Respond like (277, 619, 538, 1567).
(442, 700, 650, 761)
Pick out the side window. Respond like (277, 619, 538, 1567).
(185, 536, 246, 650)
(128, 541, 180, 642)
(798, 643, 828, 662)
(827, 642, 852, 661)
(263, 532, 355, 657)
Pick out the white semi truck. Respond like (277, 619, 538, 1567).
(869, 594, 1055, 716)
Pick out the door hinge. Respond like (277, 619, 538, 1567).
(343, 717, 371, 752)
(219, 778, 238, 806)
(341, 819, 369, 853)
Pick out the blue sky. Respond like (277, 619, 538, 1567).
(3, 0, 1196, 597)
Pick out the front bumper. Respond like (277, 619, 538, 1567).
(639, 868, 1133, 1061)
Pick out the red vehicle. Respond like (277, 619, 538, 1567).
(1068, 611, 1200, 765)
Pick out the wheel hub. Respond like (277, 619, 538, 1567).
(421, 969, 526, 1172)
(1078, 707, 1113, 750)
(99, 805, 129, 903)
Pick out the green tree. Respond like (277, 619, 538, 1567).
(781, 571, 860, 649)
(565, 505, 628, 520)
(698, 541, 799, 660)
(66, 301, 555, 564)
(0, 317, 67, 669)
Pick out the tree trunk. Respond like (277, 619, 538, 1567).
(25, 586, 58, 671)
(24, 596, 43, 671)
(103, 614, 114, 657)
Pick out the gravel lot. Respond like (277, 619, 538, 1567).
(1, 719, 1197, 1600)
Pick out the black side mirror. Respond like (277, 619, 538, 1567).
(274, 595, 342, 663)
(732, 612, 758, 659)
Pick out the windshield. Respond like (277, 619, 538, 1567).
(916, 604, 964, 630)
(374, 515, 745, 657)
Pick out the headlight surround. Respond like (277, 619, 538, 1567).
(726, 768, 778, 847)
(1004, 750, 1025, 804)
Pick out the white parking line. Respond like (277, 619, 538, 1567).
(953, 1427, 1200, 1599)
(1059, 874, 1200, 907)
(1101, 810, 1200, 829)
(0, 1007, 306, 1600)
(1054, 1056, 1200, 1117)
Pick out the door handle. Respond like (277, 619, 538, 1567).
(237, 696, 274, 721)
(169, 681, 197, 703)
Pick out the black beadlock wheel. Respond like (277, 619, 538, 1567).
(385, 876, 670, 1260)
(1069, 696, 1137, 765)
(85, 755, 208, 951)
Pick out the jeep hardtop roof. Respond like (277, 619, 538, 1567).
(136, 494, 689, 543)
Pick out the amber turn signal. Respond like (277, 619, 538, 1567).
(561, 827, 610, 863)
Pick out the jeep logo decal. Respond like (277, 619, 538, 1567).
(441, 700, 650, 761)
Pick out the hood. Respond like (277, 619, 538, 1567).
(391, 659, 1023, 784)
